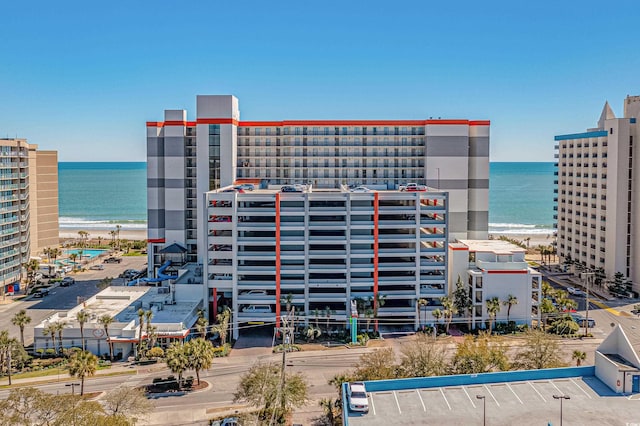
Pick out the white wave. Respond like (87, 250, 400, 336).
(489, 228, 555, 235)
(488, 223, 539, 229)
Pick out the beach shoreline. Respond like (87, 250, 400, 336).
(59, 229, 147, 241)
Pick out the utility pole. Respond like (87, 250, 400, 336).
(7, 343, 12, 386)
(272, 308, 294, 426)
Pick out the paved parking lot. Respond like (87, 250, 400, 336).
(348, 376, 640, 425)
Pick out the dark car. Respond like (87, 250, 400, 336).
(33, 288, 50, 298)
(60, 277, 75, 287)
(281, 185, 302, 193)
(103, 257, 122, 264)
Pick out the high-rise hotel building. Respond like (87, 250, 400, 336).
(555, 96, 640, 292)
(146, 95, 490, 272)
(0, 138, 59, 295)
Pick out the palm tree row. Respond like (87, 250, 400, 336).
(165, 337, 216, 387)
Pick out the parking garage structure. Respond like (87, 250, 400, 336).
(201, 186, 449, 338)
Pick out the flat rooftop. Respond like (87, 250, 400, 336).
(457, 239, 526, 254)
(212, 185, 443, 195)
(347, 375, 639, 425)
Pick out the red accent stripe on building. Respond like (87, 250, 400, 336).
(149, 119, 490, 128)
(148, 238, 165, 243)
(373, 192, 379, 331)
(196, 118, 239, 125)
(449, 246, 469, 251)
(275, 193, 281, 329)
(212, 288, 218, 322)
(485, 270, 528, 274)
(238, 119, 490, 127)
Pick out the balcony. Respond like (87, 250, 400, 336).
(475, 260, 528, 270)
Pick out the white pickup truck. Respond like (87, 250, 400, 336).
(399, 183, 427, 192)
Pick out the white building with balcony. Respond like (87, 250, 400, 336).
(202, 185, 449, 338)
(448, 240, 541, 329)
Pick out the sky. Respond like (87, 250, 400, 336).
(0, 0, 638, 162)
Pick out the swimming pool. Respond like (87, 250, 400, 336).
(65, 249, 108, 259)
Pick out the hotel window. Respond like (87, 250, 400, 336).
(265, 128, 271, 135)
(255, 128, 262, 136)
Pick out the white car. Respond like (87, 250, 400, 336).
(347, 382, 369, 413)
(242, 305, 272, 313)
(566, 287, 577, 294)
(241, 289, 267, 295)
(350, 186, 371, 192)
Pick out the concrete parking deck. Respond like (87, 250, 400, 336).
(345, 369, 640, 425)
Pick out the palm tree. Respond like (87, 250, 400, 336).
(43, 323, 56, 355)
(77, 230, 89, 247)
(11, 310, 31, 347)
(144, 310, 154, 340)
(76, 310, 90, 351)
(417, 298, 429, 330)
(69, 253, 78, 271)
(441, 296, 456, 334)
(54, 321, 66, 355)
(313, 308, 320, 329)
(572, 350, 587, 366)
(323, 306, 333, 334)
(432, 308, 443, 328)
(185, 338, 215, 385)
(136, 308, 145, 358)
(211, 307, 231, 346)
(165, 342, 188, 389)
(503, 294, 518, 323)
(364, 307, 374, 333)
(97, 314, 114, 361)
(68, 350, 98, 395)
(109, 230, 117, 247)
(369, 293, 387, 333)
(195, 316, 208, 338)
(24, 259, 40, 294)
(115, 224, 122, 249)
(539, 298, 556, 332)
(486, 297, 501, 334)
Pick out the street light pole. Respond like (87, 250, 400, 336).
(65, 383, 80, 395)
(553, 394, 570, 426)
(476, 395, 486, 426)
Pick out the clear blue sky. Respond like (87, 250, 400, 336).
(1, 0, 638, 162)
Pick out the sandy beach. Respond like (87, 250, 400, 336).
(59, 229, 147, 241)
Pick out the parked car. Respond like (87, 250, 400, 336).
(210, 418, 239, 426)
(350, 186, 371, 193)
(89, 264, 104, 271)
(235, 183, 255, 191)
(571, 314, 596, 327)
(213, 216, 232, 222)
(347, 382, 369, 413)
(103, 257, 122, 264)
(242, 305, 272, 313)
(241, 289, 268, 295)
(60, 277, 75, 287)
(281, 185, 302, 193)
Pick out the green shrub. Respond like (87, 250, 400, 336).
(147, 347, 165, 358)
(272, 344, 301, 353)
(212, 343, 231, 357)
(45, 348, 56, 355)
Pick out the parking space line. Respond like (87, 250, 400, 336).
(439, 388, 452, 410)
(506, 383, 523, 404)
(528, 381, 547, 402)
(484, 385, 500, 407)
(462, 386, 476, 408)
(570, 378, 593, 399)
(551, 381, 564, 395)
(393, 391, 402, 414)
(369, 393, 376, 415)
(416, 389, 426, 412)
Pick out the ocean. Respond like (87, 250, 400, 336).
(58, 162, 557, 235)
(59, 162, 147, 231)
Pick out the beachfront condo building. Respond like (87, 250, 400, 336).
(0, 138, 59, 295)
(204, 185, 448, 337)
(554, 95, 640, 294)
(146, 95, 490, 276)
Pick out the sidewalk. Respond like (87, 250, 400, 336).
(0, 361, 138, 388)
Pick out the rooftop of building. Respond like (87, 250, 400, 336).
(210, 184, 444, 195)
(35, 286, 201, 333)
(344, 367, 634, 426)
(455, 239, 526, 254)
